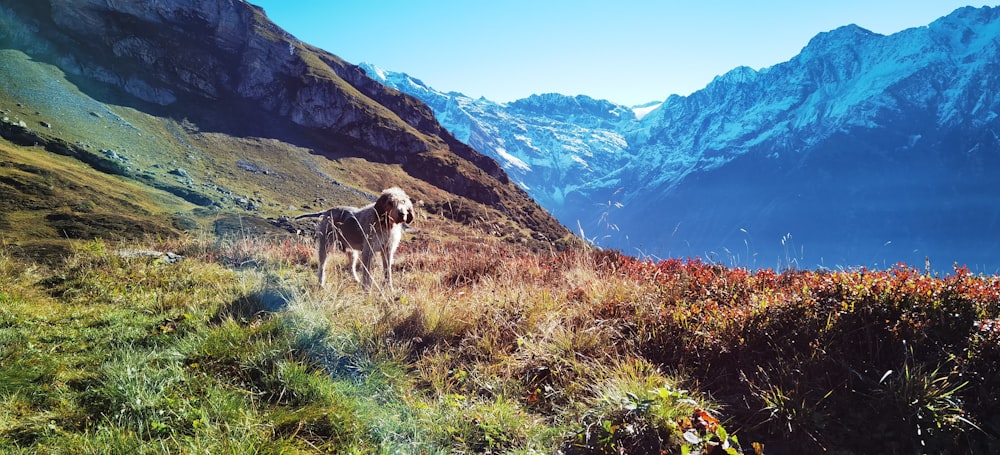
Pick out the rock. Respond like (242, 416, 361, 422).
(118, 249, 185, 264)
(236, 160, 261, 173)
(168, 168, 189, 178)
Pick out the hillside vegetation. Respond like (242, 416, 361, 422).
(0, 1, 573, 251)
(2, 231, 998, 454)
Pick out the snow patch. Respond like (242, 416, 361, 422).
(632, 102, 662, 120)
(496, 147, 531, 172)
(361, 63, 388, 81)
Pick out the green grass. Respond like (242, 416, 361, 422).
(2, 235, 999, 454)
(0, 39, 574, 250)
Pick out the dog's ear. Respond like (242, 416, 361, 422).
(374, 192, 391, 216)
(406, 198, 424, 223)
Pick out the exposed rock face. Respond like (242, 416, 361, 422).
(0, 0, 570, 244)
(42, 0, 433, 153)
(361, 62, 637, 219)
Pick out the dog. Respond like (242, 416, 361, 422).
(295, 187, 414, 291)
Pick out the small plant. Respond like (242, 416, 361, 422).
(565, 358, 744, 454)
(680, 408, 743, 455)
(875, 353, 979, 451)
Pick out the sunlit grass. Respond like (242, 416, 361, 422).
(1, 235, 999, 453)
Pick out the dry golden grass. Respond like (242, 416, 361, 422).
(3, 229, 999, 453)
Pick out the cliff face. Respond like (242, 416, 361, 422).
(0, 0, 570, 245)
(34, 0, 436, 152)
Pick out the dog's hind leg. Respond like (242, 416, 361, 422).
(347, 249, 361, 283)
(317, 231, 330, 287)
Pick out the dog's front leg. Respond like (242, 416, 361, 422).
(381, 248, 394, 291)
(360, 247, 376, 291)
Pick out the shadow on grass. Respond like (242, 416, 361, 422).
(213, 287, 292, 324)
(7, 239, 74, 266)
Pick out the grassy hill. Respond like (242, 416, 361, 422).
(1, 234, 998, 454)
(0, 42, 572, 253)
(0, 0, 575, 252)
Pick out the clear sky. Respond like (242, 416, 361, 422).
(249, 1, 997, 106)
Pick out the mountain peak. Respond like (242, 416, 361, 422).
(710, 65, 760, 86)
(802, 24, 880, 54)
(931, 5, 1000, 28)
(506, 93, 636, 125)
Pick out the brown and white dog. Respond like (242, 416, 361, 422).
(295, 187, 414, 291)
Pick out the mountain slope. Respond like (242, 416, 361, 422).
(366, 6, 1000, 271)
(618, 6, 1000, 269)
(0, 0, 573, 250)
(360, 62, 637, 221)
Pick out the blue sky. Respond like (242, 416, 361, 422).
(250, 1, 997, 106)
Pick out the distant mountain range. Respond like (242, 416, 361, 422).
(363, 6, 1000, 272)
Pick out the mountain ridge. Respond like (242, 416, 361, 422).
(364, 5, 1000, 271)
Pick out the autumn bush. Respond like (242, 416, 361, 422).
(589, 252, 1000, 453)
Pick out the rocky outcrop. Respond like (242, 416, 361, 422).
(0, 0, 572, 245)
(36, 0, 430, 153)
(361, 62, 637, 218)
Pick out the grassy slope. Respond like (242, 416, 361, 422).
(0, 1, 574, 249)
(0, 44, 371, 210)
(0, 141, 187, 258)
(1, 234, 998, 454)
(0, 45, 556, 254)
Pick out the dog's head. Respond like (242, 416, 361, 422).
(374, 187, 415, 224)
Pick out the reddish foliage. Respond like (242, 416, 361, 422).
(589, 250, 1000, 452)
(692, 408, 720, 433)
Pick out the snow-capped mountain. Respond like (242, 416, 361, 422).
(364, 5, 1000, 271)
(360, 62, 642, 222)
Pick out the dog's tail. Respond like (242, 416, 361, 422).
(294, 210, 326, 220)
